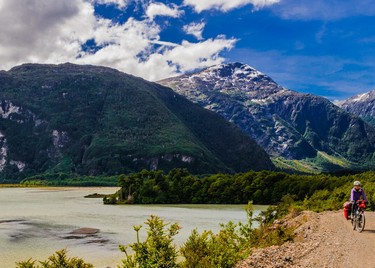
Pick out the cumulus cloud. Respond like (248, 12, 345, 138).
(145, 2, 183, 20)
(79, 18, 236, 80)
(0, 0, 236, 81)
(77, 13, 235, 80)
(163, 36, 237, 72)
(183, 0, 280, 13)
(0, 0, 95, 68)
(183, 22, 206, 40)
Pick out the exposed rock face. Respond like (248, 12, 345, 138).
(0, 131, 7, 171)
(159, 62, 375, 170)
(339, 89, 375, 127)
(0, 100, 41, 173)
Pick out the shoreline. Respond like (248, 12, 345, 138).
(0, 184, 120, 189)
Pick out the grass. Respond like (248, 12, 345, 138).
(272, 157, 322, 174)
(316, 151, 353, 168)
(272, 150, 361, 174)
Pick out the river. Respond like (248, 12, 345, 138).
(0, 187, 267, 267)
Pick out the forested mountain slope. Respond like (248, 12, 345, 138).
(0, 63, 273, 180)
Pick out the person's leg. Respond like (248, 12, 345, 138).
(350, 202, 356, 218)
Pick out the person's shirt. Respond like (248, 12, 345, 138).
(350, 187, 368, 202)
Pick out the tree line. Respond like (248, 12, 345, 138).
(104, 169, 375, 211)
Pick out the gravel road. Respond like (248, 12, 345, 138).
(236, 210, 375, 268)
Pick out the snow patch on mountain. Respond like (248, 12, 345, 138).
(351, 92, 371, 102)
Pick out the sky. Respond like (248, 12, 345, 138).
(0, 0, 375, 100)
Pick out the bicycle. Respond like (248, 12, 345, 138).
(351, 200, 366, 233)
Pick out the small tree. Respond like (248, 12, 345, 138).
(119, 215, 181, 268)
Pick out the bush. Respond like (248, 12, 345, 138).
(180, 222, 251, 268)
(179, 202, 255, 268)
(16, 249, 93, 268)
(103, 194, 118, 204)
(119, 215, 180, 268)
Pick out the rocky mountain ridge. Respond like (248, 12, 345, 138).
(159, 62, 375, 172)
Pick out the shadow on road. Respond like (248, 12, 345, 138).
(362, 229, 375, 234)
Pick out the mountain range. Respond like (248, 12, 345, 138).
(1, 62, 374, 180)
(0, 63, 273, 181)
(159, 62, 375, 172)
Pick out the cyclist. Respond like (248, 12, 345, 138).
(350, 181, 368, 218)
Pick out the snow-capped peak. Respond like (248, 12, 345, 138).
(182, 62, 282, 96)
(204, 62, 264, 78)
(349, 92, 371, 103)
(196, 62, 265, 81)
(339, 89, 375, 120)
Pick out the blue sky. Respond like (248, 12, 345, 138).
(0, 0, 374, 100)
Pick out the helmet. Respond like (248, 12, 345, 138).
(354, 181, 361, 186)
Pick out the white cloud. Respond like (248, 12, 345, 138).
(0, 0, 237, 81)
(77, 16, 231, 80)
(183, 0, 280, 13)
(76, 18, 162, 75)
(145, 2, 183, 20)
(163, 36, 237, 73)
(0, 0, 95, 69)
(79, 18, 236, 80)
(183, 22, 205, 40)
(95, 0, 129, 9)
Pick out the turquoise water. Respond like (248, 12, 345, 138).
(0, 187, 267, 267)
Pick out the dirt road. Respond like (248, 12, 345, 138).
(237, 211, 375, 268)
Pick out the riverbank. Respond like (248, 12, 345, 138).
(236, 210, 375, 267)
(0, 184, 23, 187)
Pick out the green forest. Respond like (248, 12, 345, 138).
(100, 169, 375, 212)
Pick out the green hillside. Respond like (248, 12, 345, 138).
(0, 63, 273, 181)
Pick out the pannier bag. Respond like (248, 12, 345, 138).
(343, 201, 352, 220)
(358, 200, 367, 209)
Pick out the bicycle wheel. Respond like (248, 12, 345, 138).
(356, 213, 365, 233)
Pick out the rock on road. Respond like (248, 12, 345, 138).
(236, 211, 375, 268)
